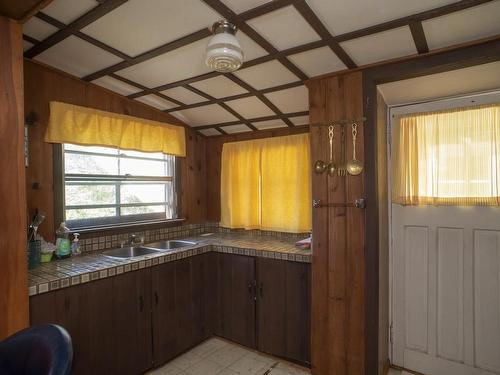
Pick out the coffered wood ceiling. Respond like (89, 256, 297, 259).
(22, 0, 500, 136)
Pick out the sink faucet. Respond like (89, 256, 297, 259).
(120, 234, 144, 248)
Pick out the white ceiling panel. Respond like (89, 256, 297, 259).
(199, 128, 222, 136)
(34, 35, 123, 78)
(233, 60, 299, 90)
(340, 26, 417, 66)
(92, 76, 142, 96)
(220, 0, 272, 14)
(190, 75, 248, 99)
(252, 119, 288, 130)
(247, 5, 321, 50)
(306, 0, 456, 35)
(134, 94, 177, 110)
(170, 104, 238, 126)
(423, 1, 500, 50)
(116, 38, 211, 88)
(160, 86, 207, 105)
(264, 86, 309, 113)
(82, 0, 220, 57)
(288, 46, 346, 77)
(42, 0, 98, 24)
(220, 124, 253, 134)
(23, 17, 58, 41)
(23, 40, 34, 52)
(378, 61, 500, 105)
(238, 31, 268, 61)
(289, 115, 310, 126)
(225, 96, 275, 118)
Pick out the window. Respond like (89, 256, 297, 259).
(62, 144, 177, 228)
(392, 102, 500, 206)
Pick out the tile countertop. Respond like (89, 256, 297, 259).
(28, 232, 311, 297)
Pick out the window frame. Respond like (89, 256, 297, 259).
(53, 144, 183, 233)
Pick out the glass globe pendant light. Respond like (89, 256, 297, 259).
(205, 20, 243, 73)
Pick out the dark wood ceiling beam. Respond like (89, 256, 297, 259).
(183, 84, 258, 131)
(293, 1, 357, 69)
(195, 110, 309, 130)
(82, 28, 212, 81)
(24, 0, 129, 58)
(334, 0, 494, 43)
(163, 81, 304, 113)
(23, 34, 39, 45)
(108, 73, 186, 106)
(201, 0, 309, 81)
(238, 0, 300, 21)
(34, 12, 132, 61)
(225, 74, 295, 127)
(409, 21, 430, 54)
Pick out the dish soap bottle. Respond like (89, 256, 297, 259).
(55, 222, 71, 259)
(71, 233, 81, 256)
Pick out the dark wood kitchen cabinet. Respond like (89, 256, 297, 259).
(30, 269, 152, 375)
(213, 254, 311, 365)
(151, 253, 214, 367)
(256, 258, 311, 364)
(215, 253, 257, 349)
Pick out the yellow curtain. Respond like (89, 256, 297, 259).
(221, 133, 311, 232)
(45, 101, 186, 157)
(393, 102, 500, 206)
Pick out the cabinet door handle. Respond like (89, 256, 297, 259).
(154, 292, 159, 307)
(248, 283, 253, 295)
(139, 295, 144, 312)
(64, 296, 70, 311)
(259, 282, 264, 299)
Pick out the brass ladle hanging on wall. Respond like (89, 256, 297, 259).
(346, 122, 363, 176)
(314, 125, 336, 175)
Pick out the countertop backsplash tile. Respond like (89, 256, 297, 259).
(28, 223, 311, 297)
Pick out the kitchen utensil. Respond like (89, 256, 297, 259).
(326, 125, 336, 176)
(28, 212, 46, 242)
(314, 160, 326, 174)
(338, 125, 347, 176)
(346, 122, 363, 176)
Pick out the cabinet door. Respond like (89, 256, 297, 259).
(218, 253, 256, 348)
(111, 269, 152, 375)
(30, 277, 115, 375)
(257, 258, 311, 365)
(191, 253, 213, 343)
(257, 258, 287, 358)
(152, 260, 177, 365)
(284, 261, 311, 365)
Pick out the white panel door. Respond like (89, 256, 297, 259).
(393, 205, 500, 375)
(391, 92, 500, 375)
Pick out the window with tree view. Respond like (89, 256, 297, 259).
(63, 144, 176, 228)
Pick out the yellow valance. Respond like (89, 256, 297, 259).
(221, 133, 311, 233)
(45, 101, 186, 157)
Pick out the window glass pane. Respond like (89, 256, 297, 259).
(65, 153, 119, 175)
(121, 184, 165, 204)
(120, 158, 167, 176)
(66, 185, 116, 206)
(66, 207, 116, 220)
(65, 144, 118, 155)
(121, 205, 165, 216)
(120, 150, 165, 160)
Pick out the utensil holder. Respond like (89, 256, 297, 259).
(27, 240, 41, 270)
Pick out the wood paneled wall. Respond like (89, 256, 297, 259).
(0, 15, 29, 339)
(24, 60, 207, 240)
(308, 72, 366, 374)
(205, 126, 309, 222)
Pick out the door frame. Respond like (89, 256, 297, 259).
(361, 36, 500, 374)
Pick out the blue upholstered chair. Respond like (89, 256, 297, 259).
(0, 324, 72, 375)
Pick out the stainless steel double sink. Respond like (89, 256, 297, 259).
(102, 240, 197, 259)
